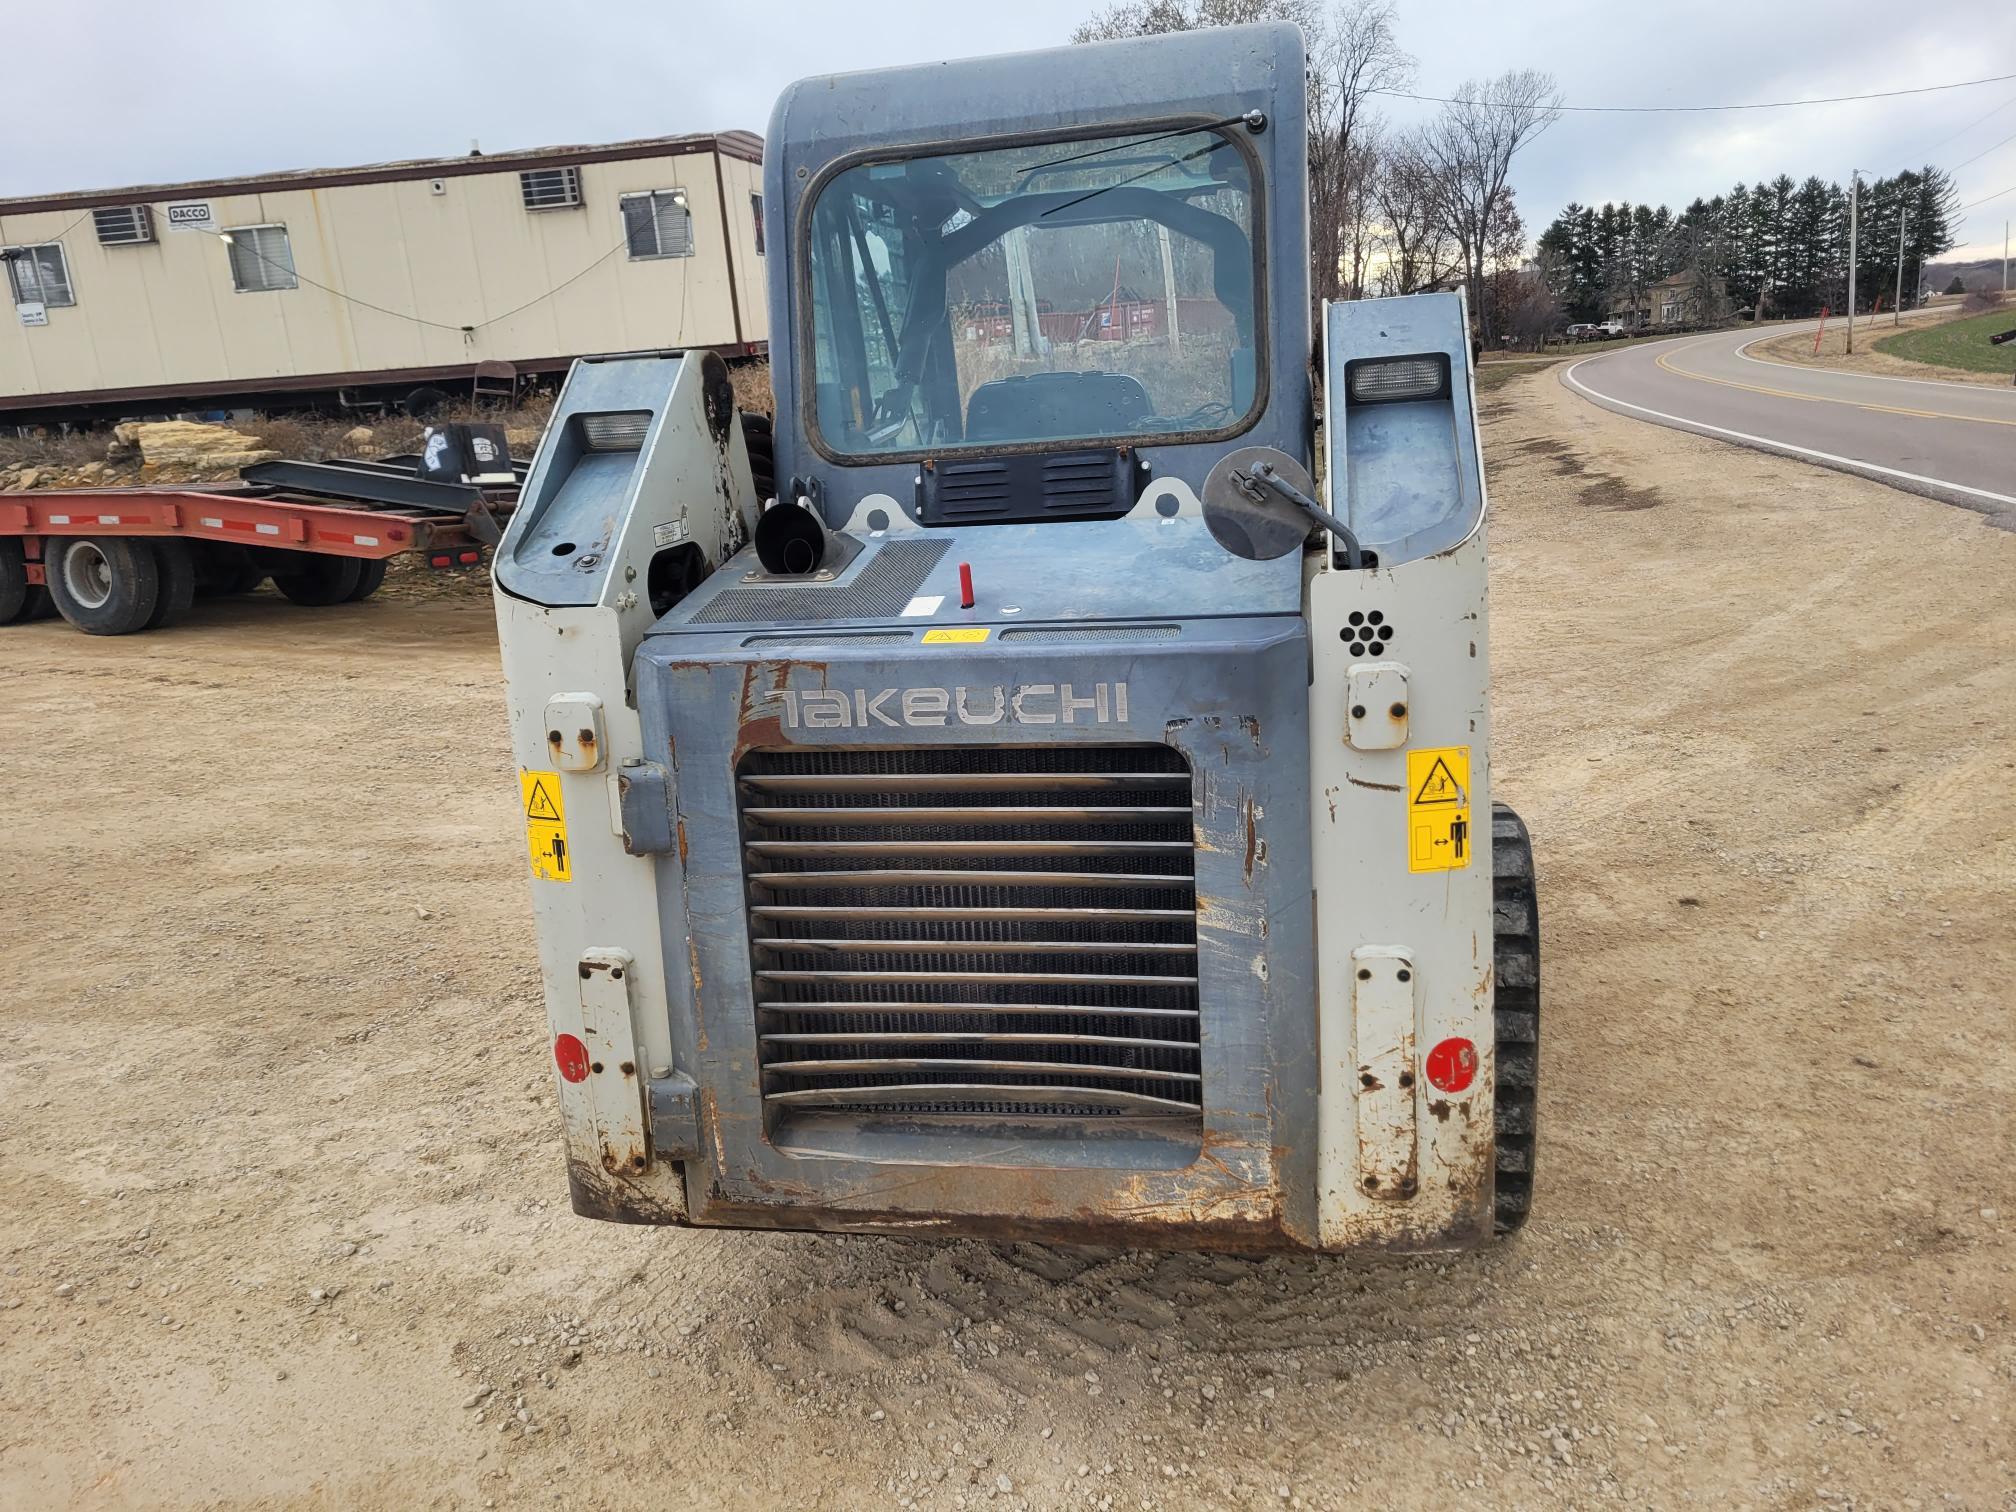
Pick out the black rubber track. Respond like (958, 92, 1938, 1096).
(1492, 802, 1540, 1234)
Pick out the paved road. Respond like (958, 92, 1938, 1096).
(1562, 319, 2016, 527)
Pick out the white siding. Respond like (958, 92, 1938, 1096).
(0, 145, 764, 407)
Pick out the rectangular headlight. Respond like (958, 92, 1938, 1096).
(1346, 354, 1450, 405)
(581, 411, 652, 451)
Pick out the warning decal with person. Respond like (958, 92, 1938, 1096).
(520, 770, 572, 882)
(1405, 746, 1472, 873)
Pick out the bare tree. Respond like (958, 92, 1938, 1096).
(1371, 135, 1460, 295)
(1306, 3, 1412, 309)
(1072, 0, 1319, 43)
(1416, 70, 1563, 344)
(1071, 1, 1409, 322)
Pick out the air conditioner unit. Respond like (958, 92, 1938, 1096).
(93, 206, 154, 246)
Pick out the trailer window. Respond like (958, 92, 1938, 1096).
(622, 190, 695, 260)
(223, 225, 297, 293)
(3, 243, 75, 308)
(804, 123, 1261, 459)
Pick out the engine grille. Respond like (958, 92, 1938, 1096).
(736, 745, 1200, 1123)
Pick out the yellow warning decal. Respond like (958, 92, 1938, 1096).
(922, 627, 990, 644)
(1406, 745, 1473, 873)
(520, 769, 572, 882)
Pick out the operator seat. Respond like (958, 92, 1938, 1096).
(964, 371, 1153, 443)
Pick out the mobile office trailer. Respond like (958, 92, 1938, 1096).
(0, 133, 768, 425)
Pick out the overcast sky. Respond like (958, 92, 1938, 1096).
(9, 0, 2013, 260)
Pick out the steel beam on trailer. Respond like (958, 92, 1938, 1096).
(239, 459, 484, 512)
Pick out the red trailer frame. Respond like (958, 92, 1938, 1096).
(1, 465, 514, 635)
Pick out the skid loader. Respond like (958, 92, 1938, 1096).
(492, 21, 1540, 1253)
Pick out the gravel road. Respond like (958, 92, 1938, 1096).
(1, 374, 2010, 1509)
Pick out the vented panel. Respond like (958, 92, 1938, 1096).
(693, 540, 948, 625)
(92, 206, 153, 246)
(737, 745, 1200, 1122)
(917, 448, 1139, 526)
(521, 167, 583, 210)
(999, 624, 1180, 643)
(743, 631, 912, 647)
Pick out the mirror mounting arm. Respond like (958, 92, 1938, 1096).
(1245, 461, 1363, 569)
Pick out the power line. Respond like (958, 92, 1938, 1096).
(1949, 127, 2016, 174)
(1915, 90, 2016, 159)
(206, 225, 636, 334)
(1958, 181, 2015, 212)
(210, 229, 469, 333)
(1372, 70, 2016, 115)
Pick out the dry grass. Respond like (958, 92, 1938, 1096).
(955, 332, 1239, 421)
(729, 358, 774, 418)
(240, 392, 557, 463)
(0, 429, 114, 472)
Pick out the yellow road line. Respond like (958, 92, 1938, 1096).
(1652, 342, 2016, 428)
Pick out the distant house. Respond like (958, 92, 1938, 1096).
(1606, 270, 1728, 329)
(1650, 271, 1726, 325)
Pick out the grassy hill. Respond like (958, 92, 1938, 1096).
(1875, 305, 2016, 377)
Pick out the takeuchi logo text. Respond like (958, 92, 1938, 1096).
(758, 683, 1130, 730)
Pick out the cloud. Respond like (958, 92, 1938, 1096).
(8, 0, 2013, 256)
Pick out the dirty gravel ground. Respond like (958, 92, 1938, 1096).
(2, 373, 2011, 1510)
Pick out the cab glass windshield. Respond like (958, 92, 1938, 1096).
(804, 125, 1261, 458)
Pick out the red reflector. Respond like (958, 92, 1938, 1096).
(458, 550, 480, 563)
(430, 553, 452, 567)
(554, 1033, 591, 1084)
(1425, 1037, 1478, 1094)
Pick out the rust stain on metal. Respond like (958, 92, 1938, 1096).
(1242, 795, 1258, 884)
(686, 935, 708, 1051)
(565, 1156, 686, 1227)
(676, 817, 689, 865)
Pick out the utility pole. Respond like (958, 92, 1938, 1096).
(2006, 221, 2010, 293)
(1894, 208, 1907, 327)
(1845, 172, 1860, 354)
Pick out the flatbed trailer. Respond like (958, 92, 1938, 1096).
(0, 455, 517, 635)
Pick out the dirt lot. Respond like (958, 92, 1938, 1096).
(3, 375, 2011, 1510)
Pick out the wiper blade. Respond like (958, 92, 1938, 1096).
(1040, 142, 1218, 219)
(1016, 113, 1256, 176)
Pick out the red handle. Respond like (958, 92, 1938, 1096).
(958, 561, 975, 609)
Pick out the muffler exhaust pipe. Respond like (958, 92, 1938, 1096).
(754, 497, 827, 576)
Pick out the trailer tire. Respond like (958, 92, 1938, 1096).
(273, 555, 364, 606)
(199, 545, 267, 596)
(145, 539, 199, 630)
(405, 385, 449, 418)
(0, 539, 35, 624)
(345, 558, 388, 601)
(1492, 803, 1540, 1235)
(45, 536, 162, 635)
